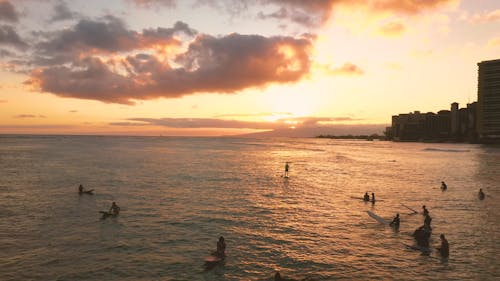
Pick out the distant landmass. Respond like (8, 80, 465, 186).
(238, 124, 388, 138)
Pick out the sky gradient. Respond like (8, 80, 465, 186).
(0, 0, 499, 136)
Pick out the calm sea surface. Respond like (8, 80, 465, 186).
(0, 135, 499, 281)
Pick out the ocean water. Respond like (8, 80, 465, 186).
(0, 135, 499, 281)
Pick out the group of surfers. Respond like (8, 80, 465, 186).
(80, 170, 486, 276)
(384, 204, 448, 258)
(78, 184, 120, 218)
(363, 192, 376, 203)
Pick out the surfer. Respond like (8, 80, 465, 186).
(215, 236, 226, 258)
(389, 213, 400, 228)
(413, 226, 431, 248)
(371, 193, 376, 203)
(363, 192, 370, 201)
(441, 181, 447, 191)
(437, 234, 449, 258)
(422, 205, 429, 216)
(78, 184, 94, 195)
(478, 188, 485, 200)
(284, 162, 290, 178)
(423, 213, 432, 230)
(109, 202, 120, 216)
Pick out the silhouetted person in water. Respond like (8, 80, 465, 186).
(437, 234, 449, 258)
(390, 213, 400, 228)
(371, 193, 376, 203)
(284, 162, 290, 177)
(215, 236, 226, 258)
(422, 205, 429, 216)
(363, 192, 370, 201)
(479, 188, 485, 200)
(424, 213, 432, 230)
(441, 181, 447, 191)
(413, 225, 431, 248)
(109, 202, 120, 216)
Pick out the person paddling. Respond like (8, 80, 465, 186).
(78, 184, 84, 194)
(437, 234, 449, 258)
(389, 213, 400, 228)
(371, 193, 376, 203)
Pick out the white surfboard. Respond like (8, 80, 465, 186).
(367, 211, 390, 225)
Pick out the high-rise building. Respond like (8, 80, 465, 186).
(450, 102, 459, 136)
(477, 59, 500, 142)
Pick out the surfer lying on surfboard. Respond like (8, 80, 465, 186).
(100, 202, 120, 219)
(78, 184, 94, 195)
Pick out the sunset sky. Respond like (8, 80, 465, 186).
(0, 0, 499, 136)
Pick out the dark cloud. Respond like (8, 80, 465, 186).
(0, 1, 18, 22)
(14, 114, 46, 118)
(127, 0, 456, 29)
(26, 30, 312, 104)
(214, 112, 293, 118)
(257, 7, 317, 27)
(50, 1, 79, 22)
(294, 116, 362, 125)
(0, 47, 12, 57)
(0, 99, 7, 103)
(34, 17, 196, 62)
(110, 116, 361, 130)
(111, 117, 278, 129)
(69, 110, 78, 113)
(263, 0, 455, 16)
(130, 0, 176, 8)
(200, 0, 456, 28)
(0, 25, 28, 49)
(36, 16, 137, 55)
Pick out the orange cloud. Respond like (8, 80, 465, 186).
(378, 22, 405, 36)
(318, 62, 364, 76)
(471, 9, 500, 23)
(488, 37, 500, 47)
(368, 0, 456, 15)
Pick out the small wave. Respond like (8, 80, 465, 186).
(423, 148, 470, 153)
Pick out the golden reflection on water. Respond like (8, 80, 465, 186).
(0, 136, 499, 280)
